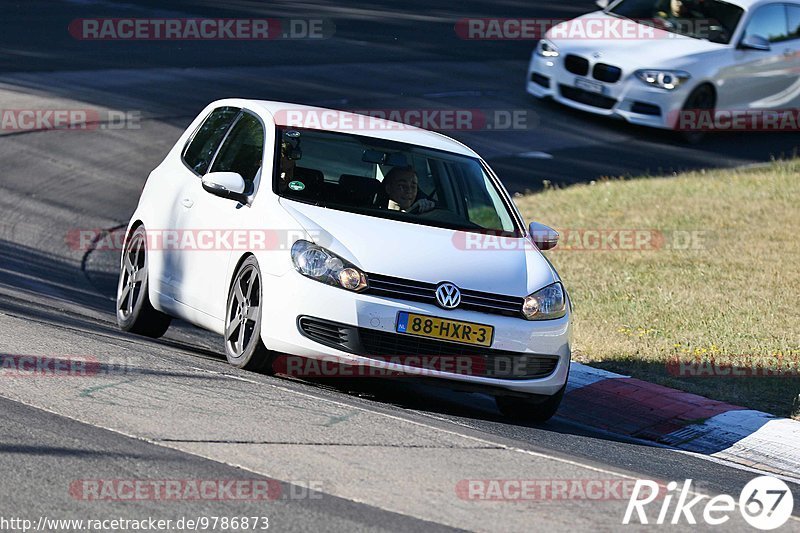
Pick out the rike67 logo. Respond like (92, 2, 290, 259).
(624, 477, 794, 530)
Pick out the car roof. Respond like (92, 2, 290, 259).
(234, 99, 478, 158)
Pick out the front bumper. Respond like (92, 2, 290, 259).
(260, 268, 572, 396)
(526, 51, 690, 130)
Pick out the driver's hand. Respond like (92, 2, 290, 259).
(409, 199, 435, 213)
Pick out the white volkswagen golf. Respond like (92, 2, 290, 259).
(527, 0, 800, 131)
(117, 99, 571, 421)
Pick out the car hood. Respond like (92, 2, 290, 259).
(547, 12, 724, 69)
(280, 199, 559, 297)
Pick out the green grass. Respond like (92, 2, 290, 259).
(514, 160, 800, 418)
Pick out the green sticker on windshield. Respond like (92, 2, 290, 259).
(288, 181, 305, 191)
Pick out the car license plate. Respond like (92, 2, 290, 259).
(575, 77, 604, 94)
(396, 312, 493, 347)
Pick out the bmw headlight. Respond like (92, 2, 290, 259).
(522, 282, 567, 320)
(291, 240, 368, 292)
(635, 70, 691, 91)
(536, 39, 560, 58)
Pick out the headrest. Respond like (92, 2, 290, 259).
(339, 174, 382, 205)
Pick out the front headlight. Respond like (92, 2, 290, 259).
(536, 39, 560, 58)
(635, 70, 691, 91)
(291, 240, 368, 292)
(522, 282, 567, 320)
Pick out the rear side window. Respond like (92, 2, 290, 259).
(744, 4, 789, 42)
(183, 107, 239, 175)
(209, 112, 265, 187)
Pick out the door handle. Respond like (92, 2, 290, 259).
(181, 198, 194, 208)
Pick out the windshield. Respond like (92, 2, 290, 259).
(608, 0, 744, 44)
(274, 127, 521, 235)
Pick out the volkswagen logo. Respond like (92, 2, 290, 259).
(435, 282, 461, 309)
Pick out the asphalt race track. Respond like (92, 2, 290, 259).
(0, 1, 798, 531)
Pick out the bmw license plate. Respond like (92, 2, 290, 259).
(575, 77, 604, 94)
(396, 312, 493, 347)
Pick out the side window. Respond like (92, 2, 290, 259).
(744, 4, 789, 42)
(183, 107, 239, 176)
(788, 5, 800, 39)
(209, 112, 265, 191)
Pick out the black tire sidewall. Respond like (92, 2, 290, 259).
(495, 379, 567, 423)
(678, 84, 715, 144)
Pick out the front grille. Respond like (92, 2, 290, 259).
(593, 63, 622, 83)
(564, 54, 590, 76)
(559, 85, 617, 110)
(358, 328, 560, 380)
(531, 72, 551, 88)
(367, 274, 436, 304)
(366, 273, 525, 318)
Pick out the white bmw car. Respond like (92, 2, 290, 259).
(527, 0, 800, 130)
(117, 99, 571, 421)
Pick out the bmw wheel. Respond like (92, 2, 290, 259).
(679, 84, 716, 145)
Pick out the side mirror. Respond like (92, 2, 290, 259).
(202, 171, 247, 202)
(739, 34, 771, 51)
(595, 0, 609, 9)
(529, 221, 559, 251)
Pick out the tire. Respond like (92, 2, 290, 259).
(116, 226, 172, 338)
(224, 256, 274, 372)
(494, 383, 566, 423)
(677, 84, 715, 145)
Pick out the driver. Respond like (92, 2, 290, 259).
(383, 167, 435, 214)
(658, 0, 688, 18)
(655, 0, 700, 35)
